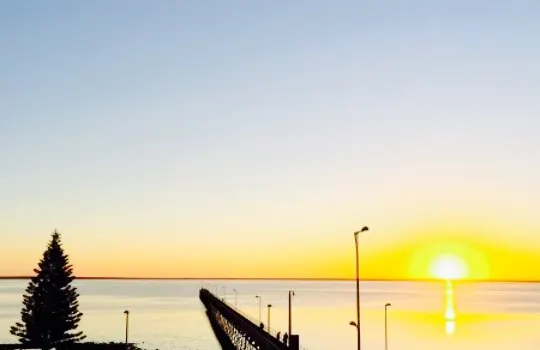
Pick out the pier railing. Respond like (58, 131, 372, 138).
(200, 288, 301, 350)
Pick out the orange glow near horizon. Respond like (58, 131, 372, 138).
(4, 222, 540, 281)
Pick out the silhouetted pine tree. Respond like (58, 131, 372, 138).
(10, 230, 86, 349)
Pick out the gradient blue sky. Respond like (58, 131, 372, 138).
(1, 1, 539, 278)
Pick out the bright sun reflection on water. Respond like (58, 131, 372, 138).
(445, 319, 456, 335)
(427, 253, 466, 336)
(444, 280, 456, 335)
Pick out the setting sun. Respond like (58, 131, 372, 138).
(409, 240, 490, 281)
(430, 254, 469, 280)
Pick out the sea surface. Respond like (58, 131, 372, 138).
(1, 280, 539, 349)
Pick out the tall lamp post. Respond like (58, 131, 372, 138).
(385, 303, 392, 350)
(288, 290, 295, 336)
(267, 304, 273, 332)
(123, 310, 129, 349)
(255, 295, 262, 324)
(351, 226, 369, 350)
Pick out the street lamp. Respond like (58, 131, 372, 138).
(288, 290, 295, 336)
(233, 289, 238, 309)
(255, 295, 262, 324)
(267, 304, 272, 332)
(123, 310, 129, 349)
(353, 226, 369, 350)
(385, 303, 392, 350)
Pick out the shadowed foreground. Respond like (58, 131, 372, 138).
(0, 343, 144, 350)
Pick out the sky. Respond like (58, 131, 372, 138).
(1, 1, 539, 280)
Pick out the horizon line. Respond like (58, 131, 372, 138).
(0, 276, 539, 283)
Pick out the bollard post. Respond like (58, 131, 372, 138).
(289, 335, 300, 350)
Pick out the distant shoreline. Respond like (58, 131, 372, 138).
(0, 276, 538, 283)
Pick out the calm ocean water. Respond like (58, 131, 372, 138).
(0, 280, 539, 349)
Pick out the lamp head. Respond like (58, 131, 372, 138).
(124, 310, 129, 314)
(385, 303, 392, 307)
(349, 321, 358, 327)
(354, 226, 369, 236)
